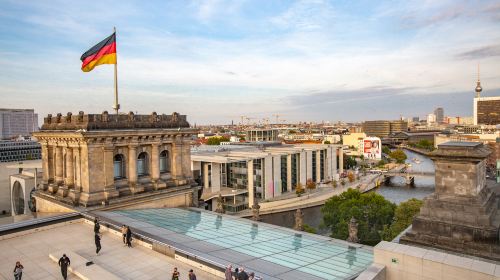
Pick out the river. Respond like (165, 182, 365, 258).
(374, 149, 435, 204)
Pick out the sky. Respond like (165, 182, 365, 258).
(1, 0, 500, 125)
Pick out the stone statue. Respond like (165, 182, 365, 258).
(347, 217, 359, 243)
(215, 194, 225, 214)
(66, 112, 72, 123)
(294, 209, 304, 231)
(101, 111, 109, 122)
(251, 201, 261, 221)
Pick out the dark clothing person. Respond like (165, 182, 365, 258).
(126, 227, 132, 247)
(233, 268, 239, 280)
(58, 255, 71, 280)
(13, 262, 23, 280)
(95, 233, 102, 254)
(171, 268, 180, 280)
(94, 219, 100, 234)
(238, 270, 249, 280)
(188, 269, 197, 280)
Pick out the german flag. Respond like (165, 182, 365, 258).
(80, 32, 116, 72)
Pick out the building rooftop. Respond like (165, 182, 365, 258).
(39, 111, 190, 131)
(98, 208, 373, 280)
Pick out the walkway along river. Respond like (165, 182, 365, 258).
(255, 149, 436, 235)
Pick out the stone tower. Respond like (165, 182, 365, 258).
(33, 111, 198, 208)
(400, 142, 500, 261)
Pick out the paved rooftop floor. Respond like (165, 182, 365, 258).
(98, 208, 373, 280)
(0, 220, 220, 280)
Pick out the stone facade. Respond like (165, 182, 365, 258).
(401, 141, 500, 261)
(33, 111, 197, 207)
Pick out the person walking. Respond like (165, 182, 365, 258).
(225, 264, 233, 280)
(171, 267, 180, 280)
(188, 269, 197, 280)
(121, 225, 127, 245)
(95, 232, 102, 255)
(58, 254, 71, 280)
(233, 267, 239, 280)
(94, 217, 100, 234)
(13, 261, 23, 280)
(125, 226, 132, 248)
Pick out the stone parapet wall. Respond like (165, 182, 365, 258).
(41, 111, 190, 131)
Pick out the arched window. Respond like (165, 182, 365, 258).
(114, 154, 126, 179)
(12, 181, 24, 215)
(160, 150, 169, 173)
(137, 152, 149, 176)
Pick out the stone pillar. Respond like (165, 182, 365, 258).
(65, 148, 74, 187)
(103, 146, 119, 199)
(68, 146, 81, 204)
(171, 137, 186, 185)
(55, 146, 63, 185)
(286, 154, 292, 192)
(151, 143, 160, 183)
(247, 159, 254, 207)
(299, 151, 307, 185)
(316, 150, 321, 183)
(128, 144, 141, 193)
(41, 143, 49, 189)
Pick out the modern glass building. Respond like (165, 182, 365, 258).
(192, 144, 343, 212)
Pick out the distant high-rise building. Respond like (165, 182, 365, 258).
(412, 117, 419, 122)
(0, 109, 38, 139)
(427, 113, 436, 124)
(472, 67, 500, 125)
(434, 107, 444, 123)
(362, 120, 407, 138)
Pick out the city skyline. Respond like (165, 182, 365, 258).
(1, 0, 500, 124)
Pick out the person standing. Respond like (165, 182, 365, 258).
(126, 226, 132, 248)
(188, 269, 197, 280)
(94, 218, 100, 234)
(238, 267, 248, 280)
(225, 264, 233, 280)
(58, 254, 71, 280)
(171, 267, 180, 280)
(95, 232, 102, 255)
(13, 261, 23, 280)
(121, 225, 127, 245)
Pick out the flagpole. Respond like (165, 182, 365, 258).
(113, 26, 120, 115)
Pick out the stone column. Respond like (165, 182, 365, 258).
(151, 143, 160, 183)
(171, 137, 185, 185)
(55, 146, 63, 185)
(103, 146, 119, 199)
(128, 144, 138, 188)
(211, 163, 221, 193)
(41, 143, 49, 189)
(247, 159, 254, 207)
(65, 147, 74, 187)
(68, 146, 81, 204)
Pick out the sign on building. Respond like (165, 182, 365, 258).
(363, 137, 381, 160)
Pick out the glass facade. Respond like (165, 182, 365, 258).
(281, 155, 287, 193)
(113, 208, 373, 280)
(291, 153, 298, 189)
(312, 152, 317, 182)
(320, 149, 325, 181)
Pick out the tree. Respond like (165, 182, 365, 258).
(340, 178, 346, 186)
(382, 146, 391, 155)
(347, 172, 355, 183)
(303, 224, 317, 234)
(376, 159, 387, 167)
(321, 189, 396, 245)
(306, 179, 316, 192)
(331, 179, 337, 188)
(381, 198, 423, 241)
(206, 136, 230, 145)
(415, 140, 434, 151)
(344, 156, 357, 169)
(295, 183, 305, 196)
(389, 149, 407, 163)
(323, 140, 331, 144)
